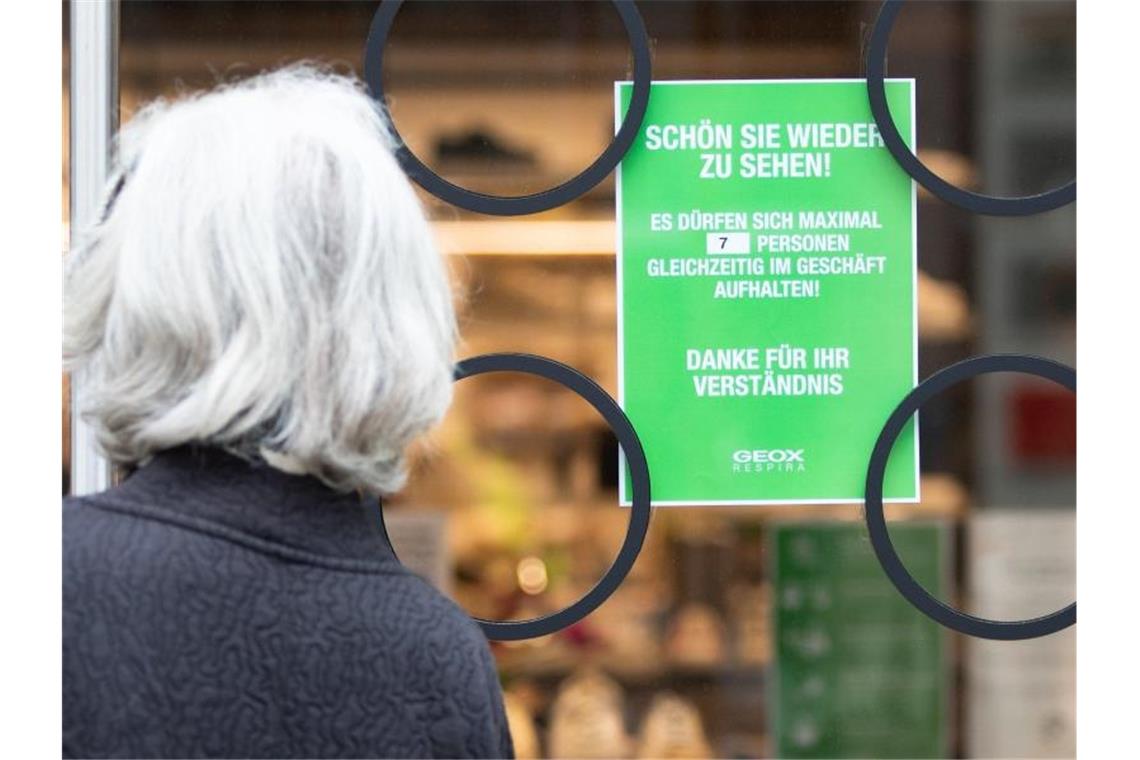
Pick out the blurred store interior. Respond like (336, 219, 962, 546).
(64, 2, 1075, 758)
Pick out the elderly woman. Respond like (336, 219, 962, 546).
(63, 67, 513, 759)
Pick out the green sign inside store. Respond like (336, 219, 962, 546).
(616, 80, 919, 505)
(770, 522, 948, 758)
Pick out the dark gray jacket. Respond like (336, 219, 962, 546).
(63, 446, 513, 759)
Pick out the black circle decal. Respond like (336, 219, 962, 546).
(364, 0, 652, 216)
(863, 354, 1076, 640)
(866, 0, 1075, 216)
(379, 353, 652, 641)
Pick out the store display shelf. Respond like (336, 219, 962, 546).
(497, 649, 766, 686)
(653, 474, 968, 522)
(434, 219, 615, 257)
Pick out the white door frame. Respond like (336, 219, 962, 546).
(68, 0, 119, 495)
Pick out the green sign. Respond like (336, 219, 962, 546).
(770, 522, 949, 758)
(615, 80, 918, 505)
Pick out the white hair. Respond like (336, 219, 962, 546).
(64, 65, 456, 495)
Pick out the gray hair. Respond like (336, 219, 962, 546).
(64, 65, 456, 494)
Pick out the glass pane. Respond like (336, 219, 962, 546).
(81, 2, 1078, 757)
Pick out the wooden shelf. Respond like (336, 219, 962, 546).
(434, 219, 615, 257)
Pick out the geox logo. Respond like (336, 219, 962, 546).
(732, 449, 806, 473)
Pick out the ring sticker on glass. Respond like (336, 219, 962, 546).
(364, 0, 651, 216)
(866, 0, 1074, 215)
(379, 353, 653, 641)
(615, 79, 919, 506)
(863, 353, 1076, 640)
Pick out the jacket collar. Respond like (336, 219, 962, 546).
(99, 445, 395, 563)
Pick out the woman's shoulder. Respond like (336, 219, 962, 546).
(363, 566, 491, 650)
(356, 572, 511, 755)
(62, 494, 138, 556)
(62, 489, 490, 656)
(62, 494, 196, 594)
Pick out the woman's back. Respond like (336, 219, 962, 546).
(63, 446, 512, 759)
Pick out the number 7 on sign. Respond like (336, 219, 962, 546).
(706, 232, 750, 255)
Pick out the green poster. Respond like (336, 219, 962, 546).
(616, 80, 918, 505)
(770, 522, 949, 758)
